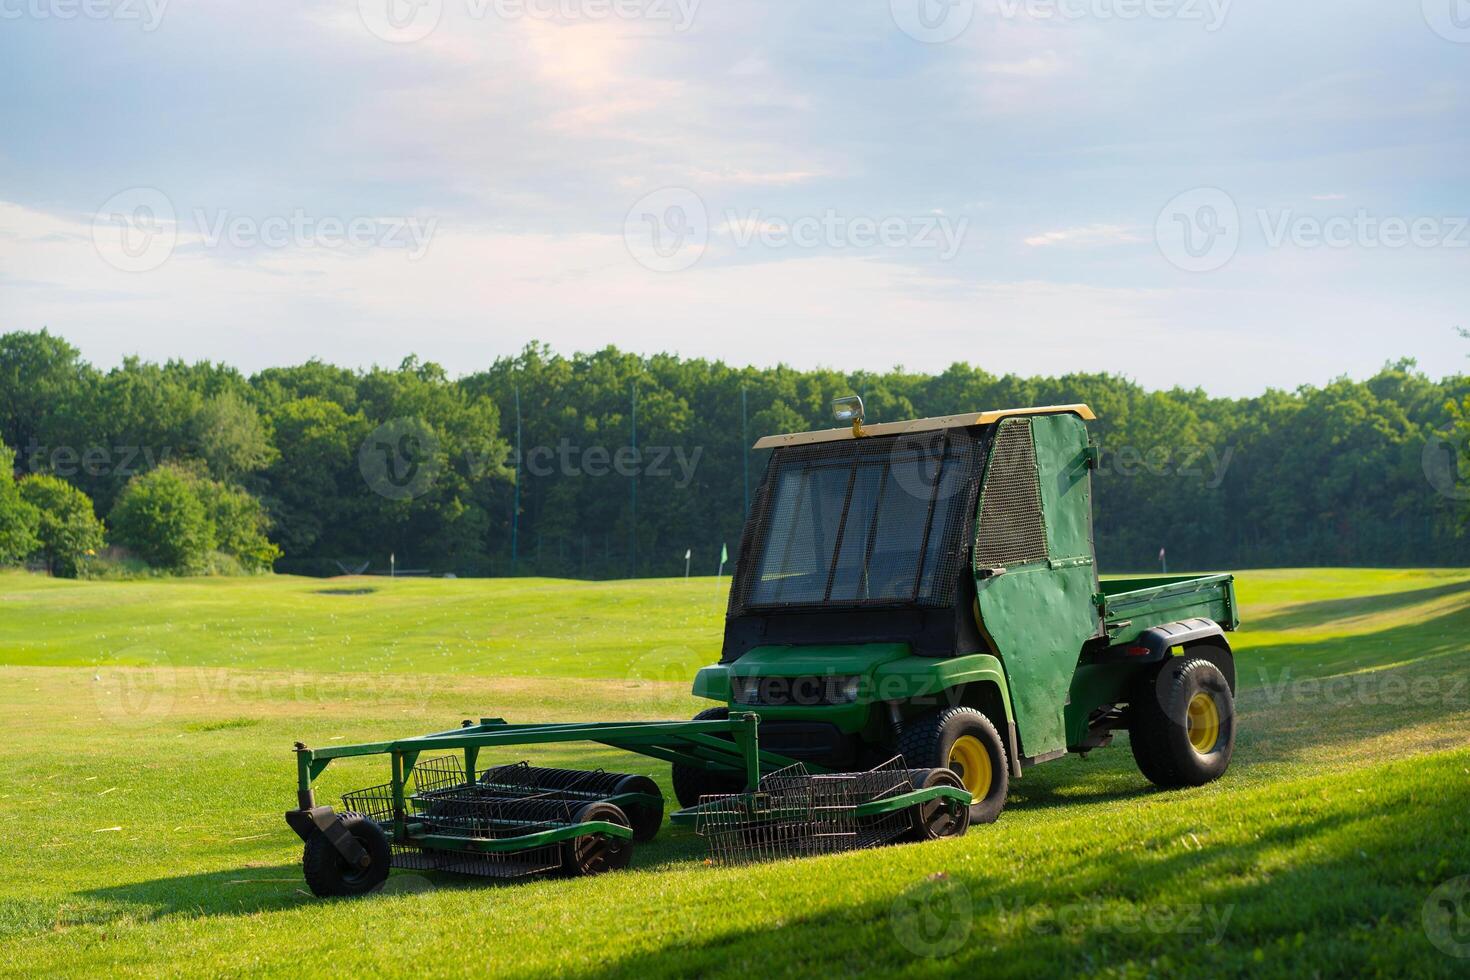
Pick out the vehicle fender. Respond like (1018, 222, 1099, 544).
(873, 653, 1017, 724)
(1104, 618, 1235, 692)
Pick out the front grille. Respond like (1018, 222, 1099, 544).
(731, 674, 860, 706)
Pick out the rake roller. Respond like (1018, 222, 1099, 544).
(284, 713, 972, 896)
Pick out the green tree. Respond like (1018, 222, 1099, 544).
(0, 444, 40, 564)
(17, 475, 105, 577)
(190, 390, 277, 481)
(196, 478, 282, 571)
(109, 466, 215, 572)
(0, 330, 94, 464)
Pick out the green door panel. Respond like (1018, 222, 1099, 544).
(974, 414, 1102, 758)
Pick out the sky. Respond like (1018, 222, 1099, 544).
(1, 0, 1467, 397)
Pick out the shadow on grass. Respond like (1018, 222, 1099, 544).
(77, 857, 579, 922)
(1247, 578, 1470, 632)
(1006, 777, 1156, 812)
(568, 757, 1470, 979)
(74, 817, 712, 924)
(1238, 599, 1470, 683)
(80, 864, 316, 919)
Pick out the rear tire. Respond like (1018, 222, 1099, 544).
(902, 768, 972, 842)
(560, 802, 634, 876)
(301, 811, 391, 898)
(671, 706, 747, 808)
(895, 707, 1009, 824)
(1129, 656, 1235, 788)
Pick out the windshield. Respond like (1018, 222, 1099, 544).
(732, 429, 983, 611)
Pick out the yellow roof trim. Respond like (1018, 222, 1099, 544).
(752, 404, 1096, 450)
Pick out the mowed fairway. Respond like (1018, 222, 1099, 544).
(1, 569, 1468, 977)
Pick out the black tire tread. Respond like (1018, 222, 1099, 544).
(895, 706, 1009, 824)
(1129, 656, 1234, 789)
(610, 773, 664, 843)
(559, 802, 634, 877)
(301, 811, 391, 898)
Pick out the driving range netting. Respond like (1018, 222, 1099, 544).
(729, 427, 985, 614)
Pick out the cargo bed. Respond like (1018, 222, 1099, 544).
(1098, 573, 1238, 646)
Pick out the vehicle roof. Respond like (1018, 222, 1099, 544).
(751, 404, 1096, 450)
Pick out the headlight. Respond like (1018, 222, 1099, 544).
(731, 676, 759, 705)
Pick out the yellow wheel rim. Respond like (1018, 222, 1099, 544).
(1186, 692, 1221, 753)
(948, 735, 992, 798)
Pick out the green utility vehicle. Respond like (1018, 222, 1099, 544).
(676, 400, 1239, 822)
(283, 399, 1238, 895)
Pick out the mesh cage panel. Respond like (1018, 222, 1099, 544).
(337, 758, 638, 880)
(693, 758, 923, 864)
(973, 418, 1047, 570)
(729, 428, 984, 616)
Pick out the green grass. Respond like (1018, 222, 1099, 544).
(0, 568, 1468, 977)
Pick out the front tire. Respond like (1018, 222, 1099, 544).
(301, 811, 391, 898)
(896, 707, 1009, 824)
(671, 706, 747, 808)
(1129, 656, 1235, 788)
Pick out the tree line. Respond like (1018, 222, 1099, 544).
(0, 329, 1466, 579)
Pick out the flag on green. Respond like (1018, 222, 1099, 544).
(720, 543, 728, 564)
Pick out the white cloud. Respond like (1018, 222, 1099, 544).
(689, 169, 825, 186)
(1023, 225, 1144, 248)
(982, 52, 1064, 78)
